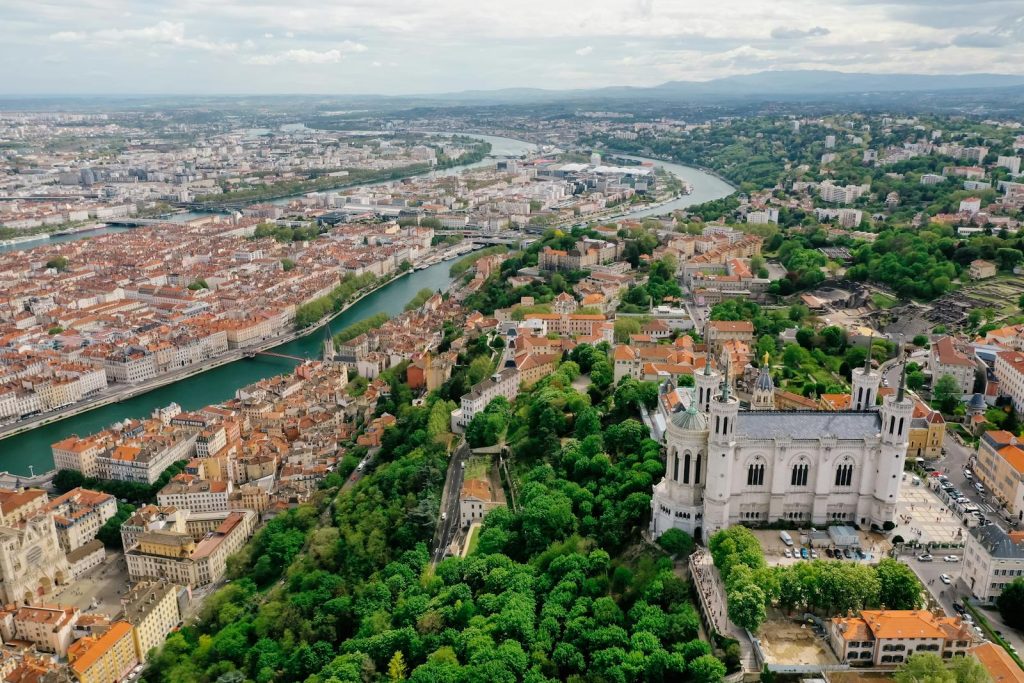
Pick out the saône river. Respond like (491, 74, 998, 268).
(0, 134, 733, 475)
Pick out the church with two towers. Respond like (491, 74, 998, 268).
(649, 353, 911, 541)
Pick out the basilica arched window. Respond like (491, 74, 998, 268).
(694, 452, 702, 485)
(835, 459, 854, 487)
(672, 452, 679, 482)
(747, 458, 765, 486)
(790, 459, 809, 487)
(683, 452, 691, 484)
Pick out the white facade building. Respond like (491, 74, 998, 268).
(650, 361, 910, 541)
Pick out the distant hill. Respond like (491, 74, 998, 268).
(427, 70, 1024, 104)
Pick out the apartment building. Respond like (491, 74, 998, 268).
(68, 620, 138, 683)
(120, 505, 187, 551)
(929, 336, 977, 395)
(706, 320, 755, 352)
(975, 430, 1024, 520)
(125, 510, 256, 587)
(45, 487, 117, 553)
(157, 475, 231, 513)
(95, 430, 198, 484)
(995, 351, 1024, 413)
(829, 610, 976, 666)
(450, 367, 520, 432)
(119, 581, 182, 663)
(0, 487, 48, 525)
(0, 604, 79, 657)
(51, 436, 106, 478)
(963, 524, 1024, 602)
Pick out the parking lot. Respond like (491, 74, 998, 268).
(751, 528, 889, 567)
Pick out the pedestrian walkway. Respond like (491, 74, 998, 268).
(689, 549, 759, 671)
(897, 485, 967, 546)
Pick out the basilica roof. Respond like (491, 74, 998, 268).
(735, 411, 881, 440)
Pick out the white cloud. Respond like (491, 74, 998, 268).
(244, 42, 367, 65)
(575, 45, 593, 56)
(264, 32, 274, 39)
(49, 21, 238, 53)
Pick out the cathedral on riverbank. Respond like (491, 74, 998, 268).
(650, 354, 911, 541)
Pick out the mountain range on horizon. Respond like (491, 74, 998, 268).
(425, 70, 1024, 104)
(3, 70, 1024, 108)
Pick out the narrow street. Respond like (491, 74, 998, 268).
(432, 440, 469, 565)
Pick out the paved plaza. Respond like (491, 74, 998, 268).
(896, 480, 968, 547)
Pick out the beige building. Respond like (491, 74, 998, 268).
(963, 525, 1024, 602)
(970, 259, 997, 279)
(929, 336, 977, 396)
(830, 610, 977, 666)
(0, 604, 79, 657)
(974, 430, 1024, 521)
(50, 436, 104, 477)
(157, 475, 231, 513)
(120, 581, 182, 662)
(125, 510, 256, 587)
(0, 488, 48, 525)
(69, 620, 138, 683)
(45, 487, 117, 553)
(120, 505, 187, 551)
(706, 320, 755, 352)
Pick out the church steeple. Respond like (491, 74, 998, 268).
(752, 352, 775, 410)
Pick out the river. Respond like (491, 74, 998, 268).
(0, 133, 734, 475)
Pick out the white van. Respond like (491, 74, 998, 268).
(779, 530, 794, 547)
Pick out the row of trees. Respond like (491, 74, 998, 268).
(709, 527, 924, 632)
(294, 272, 378, 328)
(53, 460, 187, 506)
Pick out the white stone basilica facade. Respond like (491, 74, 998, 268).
(650, 356, 911, 541)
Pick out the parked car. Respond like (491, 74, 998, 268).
(825, 548, 834, 558)
(810, 549, 819, 559)
(856, 548, 867, 560)
(800, 547, 809, 560)
(918, 553, 934, 562)
(939, 574, 952, 585)
(943, 555, 960, 562)
(784, 549, 792, 558)
(844, 548, 854, 559)
(975, 482, 986, 493)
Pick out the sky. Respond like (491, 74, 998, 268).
(1, 0, 1023, 95)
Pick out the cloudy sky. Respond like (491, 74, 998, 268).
(2, 0, 1023, 95)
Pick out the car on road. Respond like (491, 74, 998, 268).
(952, 603, 966, 615)
(918, 553, 934, 562)
(975, 482, 986, 493)
(943, 555, 960, 562)
(356, 462, 364, 471)
(964, 470, 973, 481)
(939, 574, 952, 585)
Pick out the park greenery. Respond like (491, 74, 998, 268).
(449, 245, 509, 277)
(53, 460, 188, 507)
(294, 272, 378, 328)
(332, 312, 391, 347)
(404, 288, 437, 311)
(709, 526, 924, 633)
(142, 270, 731, 682)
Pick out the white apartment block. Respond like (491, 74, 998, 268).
(963, 525, 1024, 603)
(995, 351, 1024, 414)
(450, 367, 520, 433)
